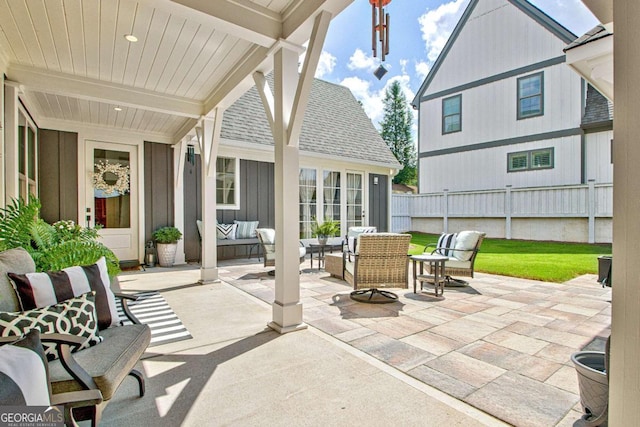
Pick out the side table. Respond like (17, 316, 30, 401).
(411, 254, 448, 296)
(309, 243, 326, 269)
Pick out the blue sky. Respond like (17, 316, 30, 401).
(316, 0, 598, 130)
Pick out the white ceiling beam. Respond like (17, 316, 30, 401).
(169, 0, 282, 47)
(203, 45, 270, 113)
(173, 118, 199, 144)
(7, 64, 203, 118)
(288, 10, 331, 146)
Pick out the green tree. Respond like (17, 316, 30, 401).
(380, 80, 416, 185)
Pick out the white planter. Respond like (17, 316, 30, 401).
(156, 243, 178, 267)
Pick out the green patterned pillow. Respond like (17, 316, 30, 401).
(0, 292, 102, 360)
(234, 220, 259, 239)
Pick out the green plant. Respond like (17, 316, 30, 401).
(0, 196, 121, 276)
(310, 218, 340, 238)
(152, 226, 182, 244)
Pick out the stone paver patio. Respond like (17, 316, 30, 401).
(219, 258, 610, 427)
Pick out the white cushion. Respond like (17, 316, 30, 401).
(453, 231, 483, 261)
(346, 226, 377, 254)
(264, 244, 306, 261)
(444, 257, 472, 270)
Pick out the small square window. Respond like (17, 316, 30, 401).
(508, 152, 528, 171)
(442, 95, 461, 134)
(531, 148, 553, 168)
(517, 72, 543, 119)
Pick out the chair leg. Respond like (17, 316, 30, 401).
(129, 369, 145, 397)
(350, 288, 398, 304)
(445, 276, 469, 287)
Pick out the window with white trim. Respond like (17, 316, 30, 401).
(508, 148, 554, 172)
(323, 170, 341, 224)
(299, 168, 317, 239)
(18, 108, 38, 199)
(442, 94, 461, 134)
(517, 72, 544, 119)
(216, 157, 239, 208)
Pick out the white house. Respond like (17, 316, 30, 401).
(407, 0, 613, 242)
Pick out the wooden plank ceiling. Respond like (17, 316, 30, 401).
(0, 0, 350, 143)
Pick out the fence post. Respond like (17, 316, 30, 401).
(588, 179, 596, 243)
(505, 185, 512, 240)
(443, 189, 449, 233)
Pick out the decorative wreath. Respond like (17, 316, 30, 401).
(92, 161, 130, 195)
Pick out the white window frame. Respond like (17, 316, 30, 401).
(517, 72, 544, 119)
(216, 156, 240, 210)
(17, 105, 38, 199)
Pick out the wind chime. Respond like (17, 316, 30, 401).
(370, 0, 391, 80)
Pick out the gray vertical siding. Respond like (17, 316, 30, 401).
(38, 129, 78, 224)
(369, 174, 388, 232)
(183, 156, 275, 261)
(144, 142, 174, 245)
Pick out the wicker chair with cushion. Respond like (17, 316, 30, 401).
(424, 230, 486, 286)
(256, 228, 306, 275)
(344, 233, 411, 303)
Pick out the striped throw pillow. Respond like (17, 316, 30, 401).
(0, 330, 50, 406)
(216, 223, 237, 240)
(8, 257, 119, 330)
(436, 233, 457, 257)
(234, 220, 259, 239)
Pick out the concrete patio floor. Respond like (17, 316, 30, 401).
(102, 258, 610, 426)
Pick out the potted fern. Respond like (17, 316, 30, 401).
(311, 218, 340, 246)
(152, 226, 182, 267)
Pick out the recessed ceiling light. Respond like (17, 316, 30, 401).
(114, 106, 122, 111)
(124, 34, 138, 42)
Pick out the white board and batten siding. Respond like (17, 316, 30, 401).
(585, 130, 614, 184)
(423, 0, 573, 95)
(418, 0, 587, 194)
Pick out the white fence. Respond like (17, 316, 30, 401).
(392, 181, 613, 243)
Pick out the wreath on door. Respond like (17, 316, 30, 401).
(92, 161, 130, 195)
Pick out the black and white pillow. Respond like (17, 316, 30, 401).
(436, 233, 457, 257)
(234, 220, 259, 239)
(216, 223, 237, 240)
(0, 292, 102, 360)
(0, 329, 50, 406)
(8, 257, 119, 330)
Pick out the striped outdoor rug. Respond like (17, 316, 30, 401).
(116, 291, 192, 347)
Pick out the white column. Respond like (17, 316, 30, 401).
(3, 83, 19, 204)
(0, 74, 5, 209)
(199, 118, 219, 283)
(268, 46, 306, 334)
(505, 185, 512, 240)
(173, 139, 187, 265)
(610, 1, 640, 423)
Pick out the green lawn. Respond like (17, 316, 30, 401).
(408, 232, 611, 283)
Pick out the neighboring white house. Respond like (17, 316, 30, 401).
(405, 0, 613, 242)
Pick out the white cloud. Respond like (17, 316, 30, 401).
(298, 49, 337, 78)
(347, 48, 378, 72)
(315, 50, 336, 78)
(415, 61, 430, 80)
(418, 0, 469, 63)
(340, 73, 416, 130)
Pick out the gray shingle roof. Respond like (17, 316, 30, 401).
(565, 25, 612, 52)
(221, 78, 400, 168)
(582, 84, 613, 128)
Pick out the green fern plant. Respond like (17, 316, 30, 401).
(0, 196, 120, 276)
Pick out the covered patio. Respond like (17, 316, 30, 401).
(103, 260, 609, 426)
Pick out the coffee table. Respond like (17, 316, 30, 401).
(411, 254, 448, 296)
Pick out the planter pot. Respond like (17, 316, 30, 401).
(156, 243, 178, 267)
(317, 237, 328, 246)
(572, 351, 608, 426)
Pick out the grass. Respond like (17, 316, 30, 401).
(408, 232, 612, 283)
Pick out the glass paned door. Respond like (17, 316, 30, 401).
(86, 141, 138, 261)
(346, 172, 364, 229)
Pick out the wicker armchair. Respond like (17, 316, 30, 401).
(256, 228, 306, 275)
(424, 231, 485, 286)
(344, 233, 411, 303)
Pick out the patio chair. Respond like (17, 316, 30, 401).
(343, 226, 377, 261)
(424, 231, 486, 286)
(345, 233, 411, 303)
(255, 228, 306, 275)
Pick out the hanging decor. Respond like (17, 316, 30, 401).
(370, 0, 391, 61)
(92, 161, 130, 196)
(186, 144, 195, 166)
